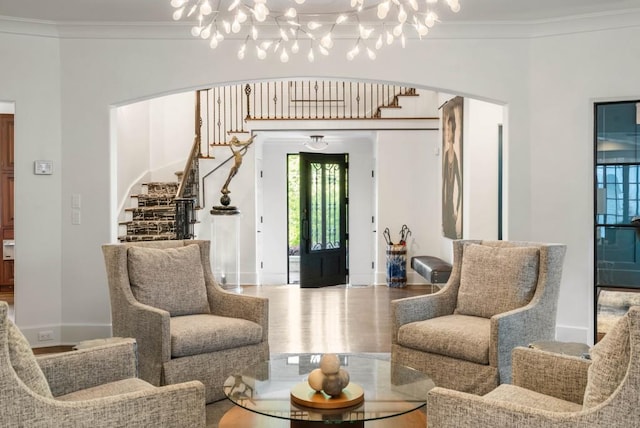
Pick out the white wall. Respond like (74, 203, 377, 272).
(0, 32, 63, 345)
(2, 13, 639, 345)
(116, 101, 151, 214)
(376, 130, 440, 284)
(464, 98, 503, 240)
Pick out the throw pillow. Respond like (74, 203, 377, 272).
(7, 320, 53, 398)
(455, 244, 540, 318)
(128, 244, 210, 316)
(583, 312, 630, 408)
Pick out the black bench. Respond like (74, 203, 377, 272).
(411, 256, 452, 284)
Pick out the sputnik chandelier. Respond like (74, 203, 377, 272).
(170, 0, 461, 62)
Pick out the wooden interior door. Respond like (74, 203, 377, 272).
(0, 114, 14, 293)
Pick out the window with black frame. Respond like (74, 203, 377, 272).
(594, 100, 640, 341)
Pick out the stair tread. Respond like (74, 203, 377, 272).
(125, 206, 175, 211)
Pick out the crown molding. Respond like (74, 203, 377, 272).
(1, 9, 639, 41)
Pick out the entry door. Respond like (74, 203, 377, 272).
(299, 152, 348, 287)
(0, 114, 14, 293)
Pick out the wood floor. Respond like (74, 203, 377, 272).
(207, 283, 433, 427)
(242, 283, 433, 354)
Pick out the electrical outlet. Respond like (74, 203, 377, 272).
(38, 330, 54, 342)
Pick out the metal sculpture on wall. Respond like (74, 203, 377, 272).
(442, 96, 463, 239)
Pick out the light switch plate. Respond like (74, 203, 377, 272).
(34, 160, 53, 175)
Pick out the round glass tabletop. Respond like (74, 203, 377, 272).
(223, 353, 435, 423)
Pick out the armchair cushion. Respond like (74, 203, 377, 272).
(484, 384, 582, 413)
(397, 314, 491, 364)
(583, 311, 630, 408)
(170, 314, 263, 358)
(128, 244, 210, 316)
(7, 320, 53, 398)
(455, 244, 540, 318)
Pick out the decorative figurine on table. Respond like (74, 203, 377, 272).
(307, 354, 350, 397)
(290, 353, 364, 409)
(211, 134, 255, 215)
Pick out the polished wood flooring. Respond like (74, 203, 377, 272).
(207, 283, 433, 427)
(241, 284, 433, 354)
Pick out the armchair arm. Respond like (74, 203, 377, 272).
(206, 278, 269, 342)
(4, 380, 206, 428)
(427, 387, 584, 428)
(490, 300, 557, 382)
(37, 338, 138, 397)
(390, 286, 457, 343)
(511, 347, 590, 404)
(113, 300, 171, 386)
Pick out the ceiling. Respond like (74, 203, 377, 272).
(0, 0, 639, 24)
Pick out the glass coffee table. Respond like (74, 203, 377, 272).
(220, 353, 434, 427)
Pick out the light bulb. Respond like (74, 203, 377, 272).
(260, 40, 273, 49)
(307, 21, 322, 30)
(401, 34, 406, 48)
(318, 45, 329, 55)
(417, 23, 428, 37)
(280, 48, 289, 63)
(367, 48, 376, 60)
(285, 7, 297, 18)
(228, 0, 240, 10)
(191, 26, 202, 37)
(257, 47, 267, 59)
(375, 34, 383, 49)
(292, 40, 300, 53)
(393, 23, 403, 37)
(223, 20, 231, 33)
(170, 0, 186, 8)
(172, 7, 185, 20)
(231, 20, 241, 33)
(359, 25, 374, 39)
(209, 37, 219, 49)
(398, 6, 407, 23)
(346, 51, 355, 61)
(408, 0, 418, 11)
(450, 3, 461, 13)
(199, 1, 212, 16)
(377, 1, 390, 19)
(252, 25, 258, 39)
(307, 48, 315, 62)
(237, 10, 247, 23)
(201, 23, 212, 39)
(186, 4, 198, 17)
(238, 49, 245, 60)
(254, 3, 269, 22)
(336, 14, 348, 24)
(215, 31, 224, 41)
(280, 28, 289, 41)
(320, 33, 333, 49)
(425, 12, 437, 28)
(386, 31, 393, 45)
(295, 0, 305, 4)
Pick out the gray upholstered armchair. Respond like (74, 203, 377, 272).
(0, 301, 205, 427)
(102, 239, 269, 403)
(391, 240, 566, 395)
(427, 306, 640, 427)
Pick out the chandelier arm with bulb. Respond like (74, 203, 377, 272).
(170, 0, 461, 62)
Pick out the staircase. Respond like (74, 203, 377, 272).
(119, 182, 179, 242)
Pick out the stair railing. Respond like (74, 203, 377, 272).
(199, 81, 417, 146)
(175, 134, 201, 239)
